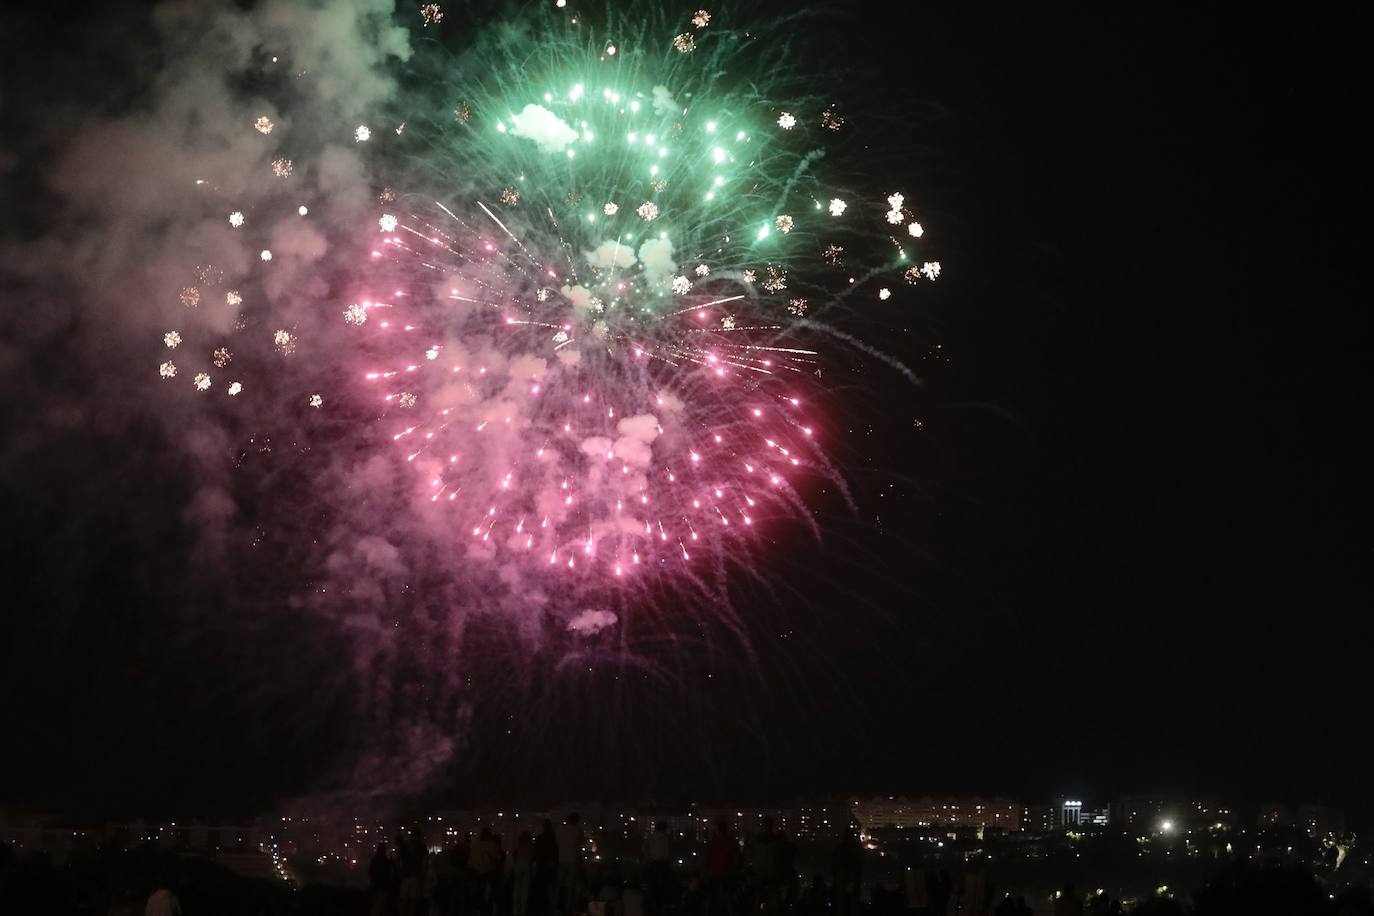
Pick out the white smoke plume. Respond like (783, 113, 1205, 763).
(508, 103, 580, 153)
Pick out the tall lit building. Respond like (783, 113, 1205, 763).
(1111, 797, 1230, 832)
(1056, 798, 1083, 827)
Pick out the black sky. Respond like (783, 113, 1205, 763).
(0, 3, 1368, 823)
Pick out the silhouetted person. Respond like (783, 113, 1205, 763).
(775, 831, 799, 908)
(494, 832, 509, 914)
(831, 831, 863, 916)
(371, 843, 396, 916)
(432, 840, 462, 916)
(1053, 883, 1083, 916)
(928, 873, 950, 916)
(799, 874, 830, 916)
(961, 868, 992, 915)
(996, 897, 1032, 916)
(470, 825, 502, 915)
(644, 821, 673, 914)
(750, 816, 780, 913)
(144, 873, 182, 916)
(533, 819, 560, 916)
(512, 830, 536, 916)
(556, 813, 585, 916)
(904, 866, 929, 913)
(703, 818, 740, 916)
(399, 829, 427, 916)
(452, 833, 474, 916)
(107, 887, 141, 916)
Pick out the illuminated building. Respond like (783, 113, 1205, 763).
(849, 796, 1020, 835)
(1110, 797, 1231, 832)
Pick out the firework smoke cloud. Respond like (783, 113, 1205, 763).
(0, 0, 939, 810)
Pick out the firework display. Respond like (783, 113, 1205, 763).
(158, 3, 939, 624)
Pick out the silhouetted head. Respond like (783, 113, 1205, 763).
(762, 816, 774, 832)
(568, 812, 580, 825)
(542, 818, 554, 833)
(655, 821, 668, 833)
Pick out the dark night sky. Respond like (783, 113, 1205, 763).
(0, 3, 1368, 823)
